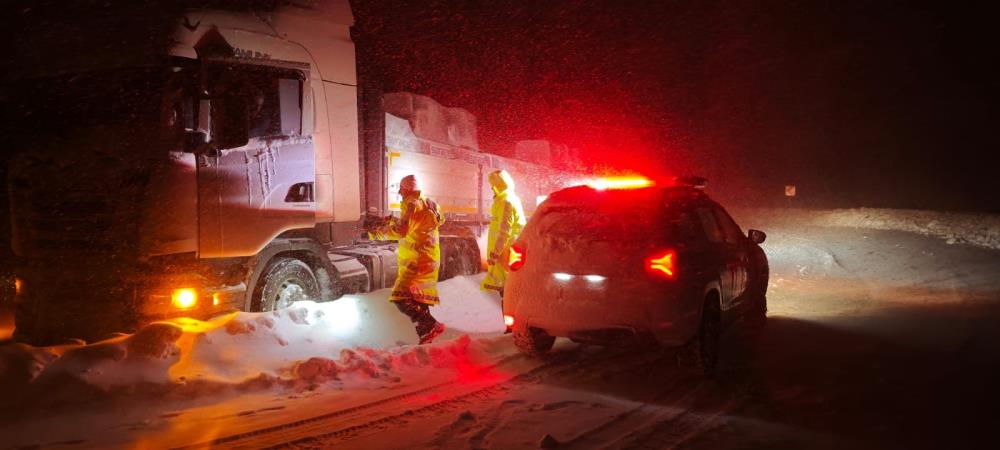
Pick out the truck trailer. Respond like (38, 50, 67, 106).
(4, 1, 576, 344)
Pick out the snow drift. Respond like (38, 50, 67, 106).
(0, 274, 505, 412)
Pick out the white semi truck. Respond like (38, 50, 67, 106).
(5, 1, 575, 344)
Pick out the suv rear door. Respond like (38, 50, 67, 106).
(692, 205, 737, 311)
(711, 205, 750, 310)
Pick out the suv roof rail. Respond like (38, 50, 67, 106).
(672, 176, 708, 189)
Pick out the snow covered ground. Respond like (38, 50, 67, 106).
(0, 275, 502, 406)
(732, 207, 1000, 250)
(2, 208, 1000, 449)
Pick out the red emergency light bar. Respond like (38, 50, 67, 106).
(587, 177, 654, 190)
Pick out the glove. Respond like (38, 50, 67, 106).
(361, 210, 388, 233)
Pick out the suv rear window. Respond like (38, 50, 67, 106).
(533, 187, 694, 244)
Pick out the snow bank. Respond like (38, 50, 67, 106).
(0, 274, 504, 412)
(813, 208, 1000, 250)
(734, 207, 1000, 250)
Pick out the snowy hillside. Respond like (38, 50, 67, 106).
(733, 207, 1000, 250)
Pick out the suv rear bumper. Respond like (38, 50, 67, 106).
(502, 270, 702, 347)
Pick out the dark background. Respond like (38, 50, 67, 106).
(351, 0, 998, 211)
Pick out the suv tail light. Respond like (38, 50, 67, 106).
(646, 249, 677, 279)
(508, 244, 526, 271)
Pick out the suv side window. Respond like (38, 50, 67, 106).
(673, 211, 703, 242)
(695, 207, 724, 243)
(712, 206, 744, 244)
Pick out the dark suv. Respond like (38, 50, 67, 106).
(501, 177, 768, 374)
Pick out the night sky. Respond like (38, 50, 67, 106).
(352, 0, 998, 211)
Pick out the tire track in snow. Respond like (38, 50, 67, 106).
(259, 347, 671, 449)
(614, 396, 737, 450)
(559, 370, 703, 450)
(172, 351, 524, 450)
(562, 383, 737, 450)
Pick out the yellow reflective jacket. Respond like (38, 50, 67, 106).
(369, 193, 445, 304)
(482, 170, 526, 293)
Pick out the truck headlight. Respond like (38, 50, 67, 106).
(171, 288, 197, 309)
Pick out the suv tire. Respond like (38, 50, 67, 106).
(514, 327, 555, 357)
(678, 296, 721, 376)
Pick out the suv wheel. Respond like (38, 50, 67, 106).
(745, 269, 768, 331)
(514, 327, 555, 357)
(678, 295, 721, 376)
(746, 291, 767, 330)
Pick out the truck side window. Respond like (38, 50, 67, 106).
(695, 207, 724, 243)
(278, 78, 302, 136)
(209, 64, 303, 139)
(247, 76, 280, 138)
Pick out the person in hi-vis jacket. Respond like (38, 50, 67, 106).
(481, 170, 526, 296)
(367, 174, 447, 344)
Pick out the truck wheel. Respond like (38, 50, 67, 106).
(12, 297, 39, 344)
(678, 295, 721, 376)
(440, 239, 479, 280)
(450, 248, 477, 277)
(253, 257, 320, 312)
(514, 327, 555, 357)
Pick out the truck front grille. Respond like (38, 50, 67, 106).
(10, 178, 135, 257)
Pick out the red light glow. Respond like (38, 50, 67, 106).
(588, 177, 654, 190)
(646, 250, 677, 279)
(503, 315, 515, 327)
(508, 245, 525, 271)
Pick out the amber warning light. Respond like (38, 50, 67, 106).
(172, 288, 198, 309)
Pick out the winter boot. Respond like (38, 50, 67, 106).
(419, 322, 446, 345)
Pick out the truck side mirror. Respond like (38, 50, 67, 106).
(211, 96, 250, 150)
(748, 229, 766, 244)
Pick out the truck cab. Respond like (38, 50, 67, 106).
(6, 3, 373, 343)
(5, 1, 567, 345)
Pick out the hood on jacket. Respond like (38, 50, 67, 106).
(489, 169, 516, 195)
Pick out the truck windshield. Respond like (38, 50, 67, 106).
(4, 65, 193, 143)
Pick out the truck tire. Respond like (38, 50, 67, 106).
(440, 238, 479, 280)
(514, 327, 555, 357)
(678, 294, 721, 377)
(252, 257, 320, 312)
(12, 296, 39, 344)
